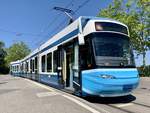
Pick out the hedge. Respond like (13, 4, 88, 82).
(137, 65, 150, 77)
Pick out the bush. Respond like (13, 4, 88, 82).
(137, 65, 150, 77)
(0, 67, 9, 74)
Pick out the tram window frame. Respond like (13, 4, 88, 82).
(47, 53, 52, 72)
(41, 55, 46, 72)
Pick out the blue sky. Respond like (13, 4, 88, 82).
(0, 0, 149, 66)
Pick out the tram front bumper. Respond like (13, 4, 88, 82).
(81, 68, 139, 97)
(81, 78, 139, 97)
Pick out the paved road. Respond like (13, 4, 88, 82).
(85, 77, 150, 113)
(0, 75, 93, 113)
(0, 75, 150, 113)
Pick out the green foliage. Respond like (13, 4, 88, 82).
(0, 41, 9, 74)
(97, 0, 150, 66)
(0, 41, 6, 67)
(5, 41, 31, 66)
(138, 65, 150, 77)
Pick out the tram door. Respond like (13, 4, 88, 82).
(72, 44, 80, 93)
(65, 45, 74, 88)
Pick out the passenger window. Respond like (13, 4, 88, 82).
(35, 57, 38, 70)
(16, 65, 18, 72)
(32, 59, 35, 72)
(41, 55, 46, 72)
(53, 51, 57, 72)
(26, 62, 29, 72)
(47, 53, 52, 72)
(30, 60, 32, 72)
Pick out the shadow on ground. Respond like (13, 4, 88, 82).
(0, 81, 8, 85)
(83, 95, 136, 104)
(0, 89, 20, 95)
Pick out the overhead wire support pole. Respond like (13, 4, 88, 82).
(53, 7, 74, 24)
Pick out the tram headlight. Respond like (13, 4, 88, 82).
(99, 74, 116, 79)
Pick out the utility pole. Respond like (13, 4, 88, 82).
(53, 7, 74, 24)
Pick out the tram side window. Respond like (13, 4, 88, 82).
(17, 65, 19, 72)
(15, 66, 17, 72)
(24, 63, 25, 71)
(15, 66, 16, 72)
(22, 63, 24, 72)
(22, 64, 24, 72)
(21, 64, 23, 72)
(14, 66, 15, 72)
(53, 51, 57, 72)
(35, 57, 38, 71)
(41, 55, 46, 72)
(12, 66, 13, 72)
(24, 63, 26, 72)
(47, 53, 52, 72)
(32, 59, 35, 72)
(30, 60, 32, 72)
(26, 62, 28, 72)
(79, 38, 94, 70)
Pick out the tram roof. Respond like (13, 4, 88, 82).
(10, 16, 127, 65)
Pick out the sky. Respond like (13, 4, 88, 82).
(0, 0, 149, 66)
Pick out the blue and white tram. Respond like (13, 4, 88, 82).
(10, 16, 139, 97)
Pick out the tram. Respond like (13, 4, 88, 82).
(10, 16, 139, 97)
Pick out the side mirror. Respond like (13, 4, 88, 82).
(78, 33, 85, 45)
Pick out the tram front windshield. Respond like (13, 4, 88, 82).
(92, 33, 135, 68)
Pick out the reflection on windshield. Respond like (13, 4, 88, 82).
(92, 33, 135, 67)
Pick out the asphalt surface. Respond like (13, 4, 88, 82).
(0, 75, 150, 113)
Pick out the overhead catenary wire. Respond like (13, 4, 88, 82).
(0, 28, 47, 37)
(33, 0, 75, 47)
(39, 0, 74, 35)
(33, 0, 91, 47)
(74, 0, 90, 13)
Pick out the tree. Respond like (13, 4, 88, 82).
(0, 41, 6, 67)
(136, 0, 150, 66)
(5, 41, 31, 65)
(97, 0, 150, 66)
(0, 41, 8, 74)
